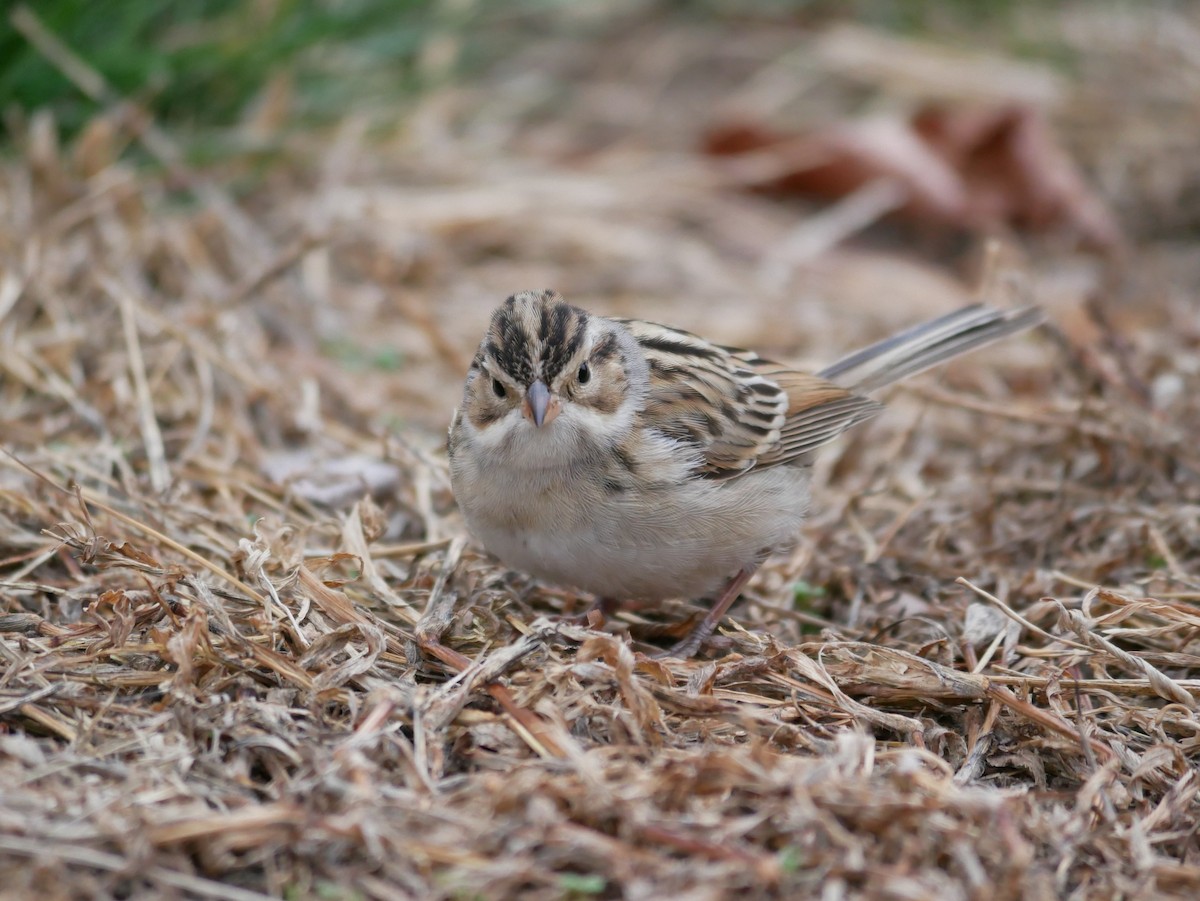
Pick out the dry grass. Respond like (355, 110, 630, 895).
(2, 5, 1200, 900)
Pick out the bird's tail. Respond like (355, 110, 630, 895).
(818, 304, 1043, 394)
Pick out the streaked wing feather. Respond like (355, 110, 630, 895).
(750, 366, 882, 467)
(623, 319, 787, 477)
(625, 319, 876, 478)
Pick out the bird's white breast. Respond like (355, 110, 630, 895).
(449, 415, 811, 602)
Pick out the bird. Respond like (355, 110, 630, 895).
(448, 289, 1041, 658)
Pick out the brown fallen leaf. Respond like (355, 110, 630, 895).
(705, 104, 1123, 254)
(913, 105, 1123, 251)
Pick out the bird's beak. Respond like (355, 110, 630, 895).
(523, 380, 561, 428)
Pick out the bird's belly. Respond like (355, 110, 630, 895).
(477, 522, 740, 600)
(457, 463, 811, 602)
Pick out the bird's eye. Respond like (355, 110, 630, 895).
(491, 378, 506, 398)
(577, 362, 590, 384)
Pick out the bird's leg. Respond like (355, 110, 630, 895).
(566, 596, 623, 627)
(657, 566, 757, 659)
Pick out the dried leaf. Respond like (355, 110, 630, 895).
(706, 104, 1123, 252)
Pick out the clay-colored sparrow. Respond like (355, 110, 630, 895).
(448, 290, 1040, 657)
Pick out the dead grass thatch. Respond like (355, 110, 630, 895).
(2, 5, 1200, 900)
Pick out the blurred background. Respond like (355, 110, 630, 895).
(2, 0, 1196, 457)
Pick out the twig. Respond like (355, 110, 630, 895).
(984, 683, 1115, 764)
(221, 233, 326, 309)
(957, 577, 1092, 652)
(1056, 595, 1196, 709)
(103, 274, 170, 494)
(414, 536, 466, 646)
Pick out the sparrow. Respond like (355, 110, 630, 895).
(448, 290, 1040, 657)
